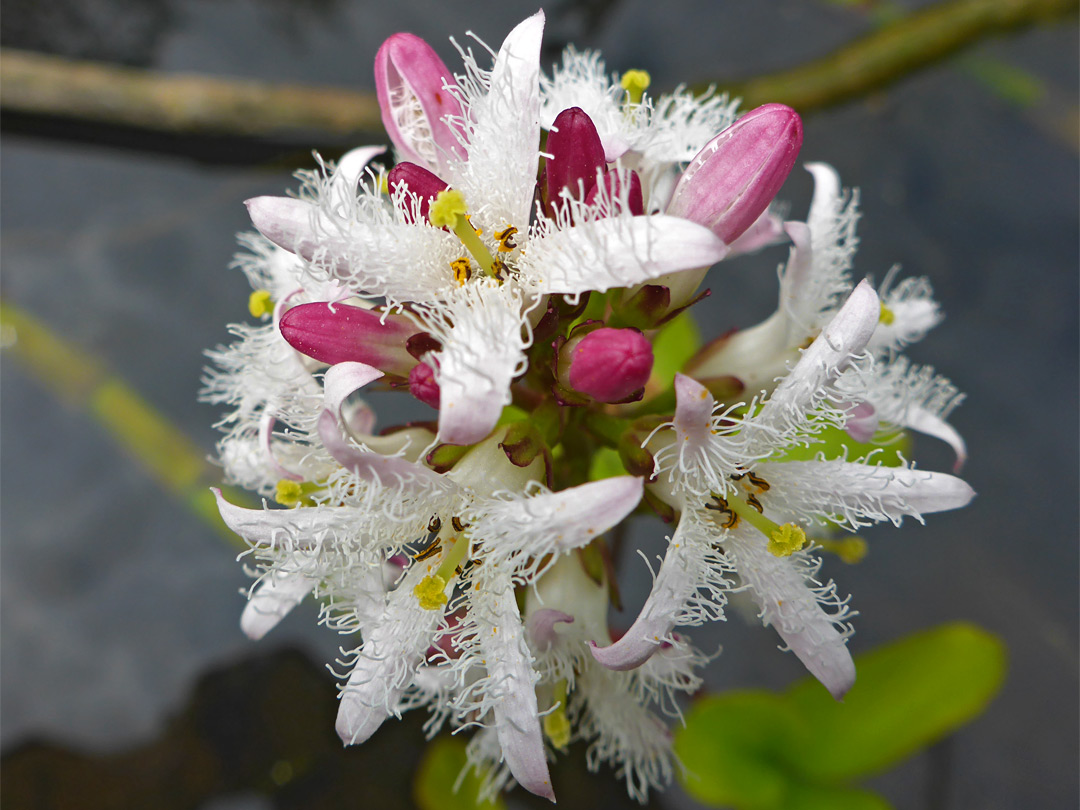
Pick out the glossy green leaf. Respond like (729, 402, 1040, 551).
(650, 311, 702, 390)
(775, 425, 910, 467)
(674, 691, 804, 809)
(413, 736, 505, 810)
(785, 622, 1006, 781)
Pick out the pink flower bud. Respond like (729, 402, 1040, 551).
(408, 361, 440, 408)
(279, 303, 417, 376)
(374, 33, 463, 173)
(666, 103, 802, 244)
(545, 107, 606, 215)
(585, 168, 644, 216)
(566, 328, 653, 403)
(844, 400, 879, 443)
(387, 162, 449, 223)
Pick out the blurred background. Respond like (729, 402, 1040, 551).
(2, 0, 1077, 808)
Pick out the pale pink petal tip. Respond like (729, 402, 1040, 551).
(567, 328, 653, 402)
(667, 103, 802, 244)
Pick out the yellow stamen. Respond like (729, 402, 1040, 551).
(428, 189, 499, 278)
(248, 290, 274, 319)
(767, 523, 808, 557)
(620, 69, 651, 105)
(495, 226, 519, 253)
(451, 258, 472, 285)
(414, 574, 449, 610)
(543, 680, 572, 750)
(879, 303, 896, 325)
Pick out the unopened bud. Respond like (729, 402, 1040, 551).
(374, 33, 463, 173)
(565, 328, 653, 403)
(667, 103, 802, 244)
(409, 361, 440, 408)
(387, 162, 449, 223)
(279, 303, 418, 376)
(585, 169, 644, 217)
(545, 107, 607, 216)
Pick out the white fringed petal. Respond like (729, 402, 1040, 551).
(241, 570, 318, 640)
(213, 488, 358, 551)
(725, 527, 855, 700)
(336, 563, 447, 745)
(524, 214, 728, 295)
(907, 406, 968, 472)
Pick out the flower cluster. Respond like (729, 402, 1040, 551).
(203, 11, 973, 803)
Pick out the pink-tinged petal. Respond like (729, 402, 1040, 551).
(590, 510, 723, 670)
(387, 162, 449, 224)
(751, 280, 879, 449)
(374, 33, 462, 173)
(584, 168, 644, 217)
(279, 303, 417, 376)
(526, 609, 575, 650)
(844, 400, 878, 443)
(674, 373, 716, 438)
(241, 572, 318, 640)
(566, 328, 653, 402)
(546, 106, 606, 211)
(525, 214, 728, 295)
(259, 414, 302, 482)
(725, 208, 786, 256)
(756, 460, 975, 529)
(318, 409, 445, 489)
(213, 488, 357, 550)
(447, 11, 545, 227)
(329, 145, 386, 210)
(246, 196, 324, 259)
(907, 406, 968, 472)
(726, 529, 855, 700)
(667, 104, 802, 244)
(431, 291, 528, 446)
(323, 361, 384, 414)
(480, 580, 555, 801)
(476, 477, 644, 563)
(337, 564, 446, 744)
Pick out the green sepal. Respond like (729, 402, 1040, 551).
(425, 443, 470, 473)
(611, 284, 670, 330)
(617, 415, 666, 479)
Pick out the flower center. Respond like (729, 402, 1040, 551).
(428, 189, 508, 282)
(413, 516, 472, 610)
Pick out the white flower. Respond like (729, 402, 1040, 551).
(590, 282, 975, 698)
(215, 361, 644, 800)
(244, 12, 728, 446)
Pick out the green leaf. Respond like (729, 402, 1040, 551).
(588, 446, 627, 481)
(413, 736, 506, 810)
(674, 691, 805, 809)
(785, 622, 1006, 782)
(775, 425, 910, 467)
(650, 311, 702, 390)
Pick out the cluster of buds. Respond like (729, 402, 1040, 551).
(203, 12, 973, 803)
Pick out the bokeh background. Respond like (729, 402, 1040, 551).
(2, 1, 1077, 808)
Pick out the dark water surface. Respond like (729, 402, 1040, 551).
(2, 1, 1077, 808)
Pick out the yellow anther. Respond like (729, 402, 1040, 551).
(543, 706, 572, 750)
(451, 258, 472, 285)
(275, 479, 304, 506)
(495, 226, 519, 253)
(620, 69, 651, 105)
(768, 523, 808, 557)
(414, 574, 449, 610)
(879, 303, 896, 325)
(819, 536, 868, 564)
(248, 290, 274, 319)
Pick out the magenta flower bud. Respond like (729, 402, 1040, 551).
(666, 103, 802, 244)
(374, 33, 463, 173)
(408, 361, 440, 408)
(545, 107, 607, 214)
(566, 328, 653, 403)
(585, 168, 644, 216)
(387, 162, 449, 223)
(279, 303, 418, 376)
